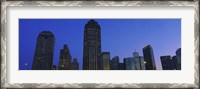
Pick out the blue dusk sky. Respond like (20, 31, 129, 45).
(19, 19, 181, 70)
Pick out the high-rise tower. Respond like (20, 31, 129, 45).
(70, 58, 79, 70)
(160, 55, 174, 70)
(124, 57, 135, 70)
(32, 31, 55, 70)
(110, 56, 120, 70)
(83, 19, 101, 70)
(101, 52, 110, 70)
(142, 45, 156, 70)
(133, 52, 145, 70)
(58, 44, 72, 70)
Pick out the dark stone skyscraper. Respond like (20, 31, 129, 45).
(58, 44, 72, 70)
(83, 19, 101, 70)
(32, 31, 55, 70)
(142, 45, 156, 70)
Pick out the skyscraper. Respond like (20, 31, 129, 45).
(133, 52, 140, 70)
(110, 56, 120, 70)
(83, 19, 101, 70)
(139, 56, 146, 70)
(124, 57, 135, 70)
(142, 45, 156, 70)
(176, 48, 181, 70)
(172, 55, 179, 70)
(119, 63, 125, 70)
(70, 58, 79, 70)
(101, 52, 110, 70)
(160, 55, 174, 70)
(133, 52, 146, 70)
(32, 31, 55, 70)
(58, 44, 72, 70)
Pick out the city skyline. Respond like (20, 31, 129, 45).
(19, 19, 181, 70)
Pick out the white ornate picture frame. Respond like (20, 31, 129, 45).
(1, 0, 199, 89)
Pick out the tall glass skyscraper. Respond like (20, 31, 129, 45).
(83, 20, 101, 70)
(142, 45, 156, 70)
(32, 31, 55, 70)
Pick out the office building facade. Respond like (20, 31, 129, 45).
(138, 56, 146, 70)
(32, 31, 55, 70)
(124, 57, 135, 70)
(58, 44, 72, 70)
(172, 56, 179, 70)
(110, 56, 120, 70)
(176, 48, 181, 70)
(83, 19, 101, 70)
(133, 52, 140, 70)
(142, 45, 156, 70)
(160, 55, 174, 70)
(119, 63, 125, 70)
(133, 52, 145, 70)
(101, 52, 110, 70)
(70, 58, 79, 70)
